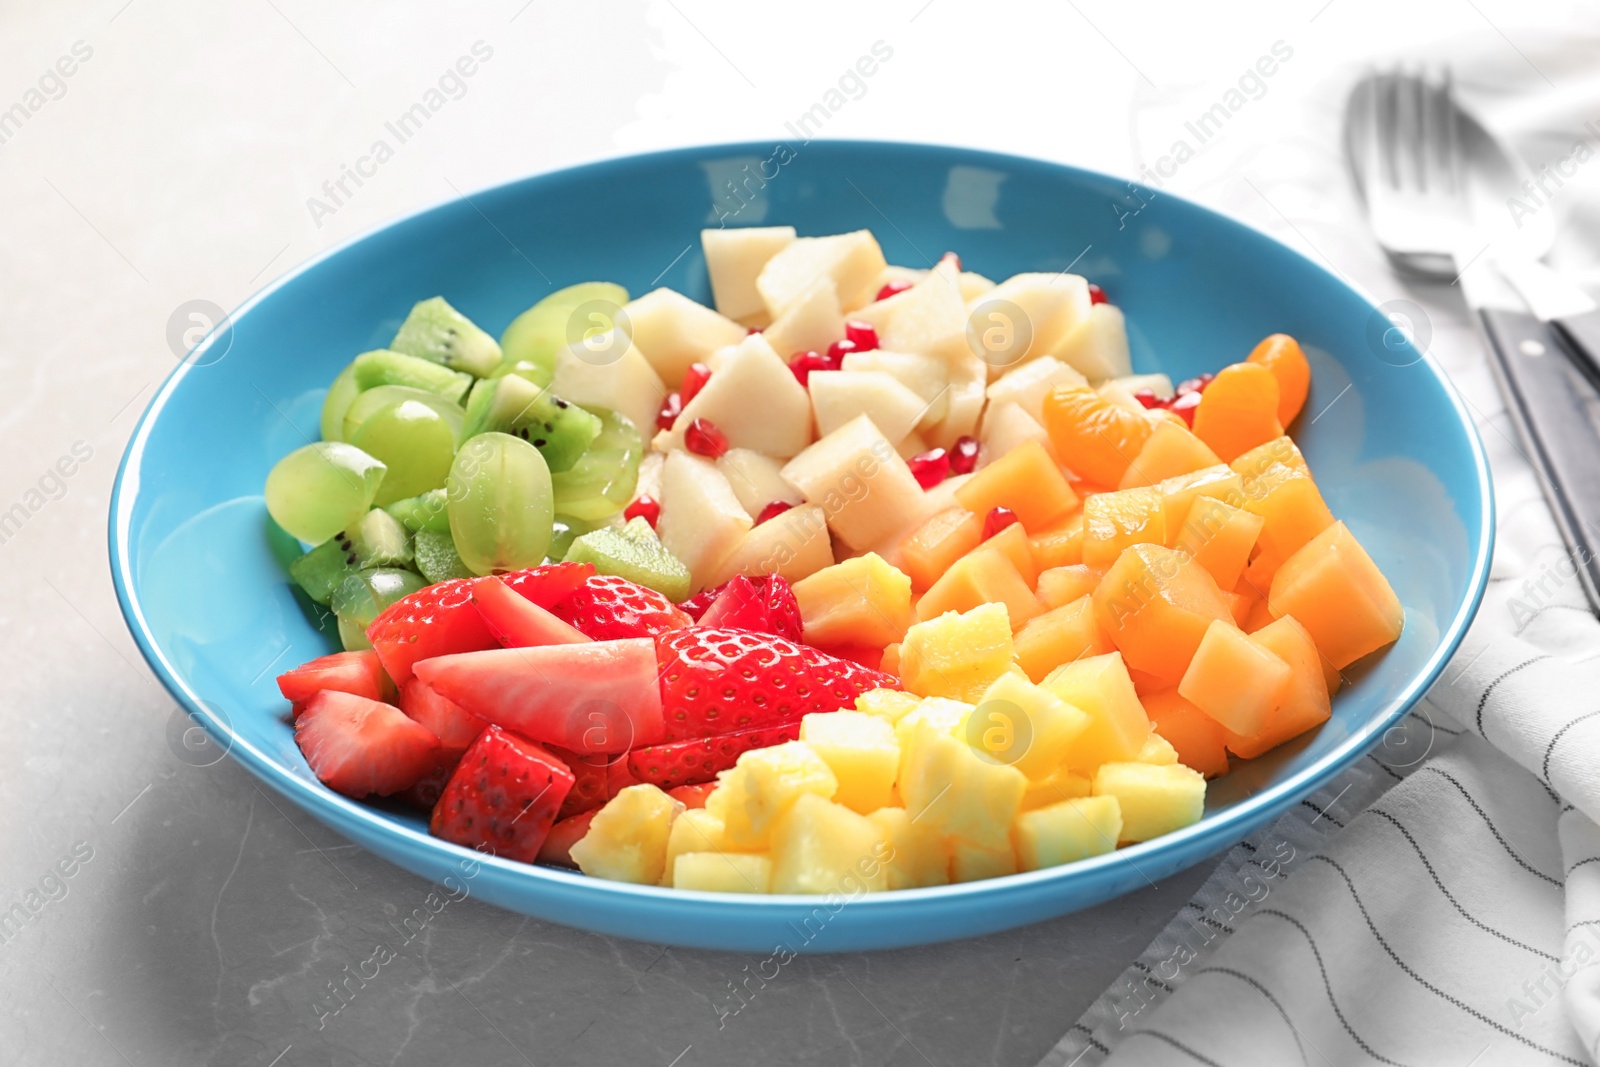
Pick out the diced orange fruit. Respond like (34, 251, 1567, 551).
(1142, 689, 1230, 778)
(1191, 362, 1284, 463)
(981, 520, 1038, 585)
(899, 507, 984, 592)
(1117, 421, 1222, 488)
(1091, 543, 1233, 685)
(1242, 595, 1277, 633)
(1029, 511, 1084, 569)
(1234, 458, 1334, 587)
(1127, 667, 1168, 697)
(1177, 619, 1291, 737)
(1247, 334, 1311, 426)
(917, 547, 1043, 628)
(792, 553, 913, 649)
(1267, 521, 1403, 669)
(1082, 487, 1166, 570)
(1220, 589, 1252, 626)
(1175, 495, 1264, 590)
(1036, 564, 1104, 609)
(1042, 385, 1154, 488)
(955, 440, 1080, 532)
(1040, 652, 1151, 770)
(1155, 464, 1244, 531)
(1013, 595, 1112, 683)
(1223, 615, 1331, 758)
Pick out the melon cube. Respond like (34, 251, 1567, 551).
(702, 225, 796, 325)
(656, 451, 753, 590)
(1082, 487, 1167, 569)
(672, 851, 773, 893)
(702, 502, 833, 588)
(809, 369, 928, 445)
(1091, 543, 1233, 685)
(1036, 565, 1103, 609)
(769, 793, 889, 894)
(717, 447, 804, 519)
(981, 519, 1040, 586)
(955, 440, 1080, 532)
(898, 603, 1016, 702)
(569, 784, 686, 885)
(855, 687, 922, 726)
(1224, 615, 1332, 758)
(549, 335, 666, 441)
(1136, 732, 1180, 765)
(898, 507, 984, 592)
(1156, 464, 1245, 530)
(758, 230, 888, 317)
(1118, 421, 1222, 488)
(949, 838, 1018, 882)
(762, 277, 845, 358)
(1039, 652, 1151, 772)
(1142, 689, 1230, 778)
(622, 287, 749, 386)
(1012, 595, 1113, 684)
(916, 547, 1042, 629)
(975, 672, 1091, 780)
(1236, 460, 1335, 585)
(1013, 796, 1123, 870)
(1267, 522, 1403, 669)
(1055, 302, 1132, 381)
(1177, 620, 1291, 737)
(1230, 434, 1311, 480)
(1176, 496, 1264, 591)
(851, 255, 969, 358)
(1092, 762, 1206, 843)
(792, 553, 913, 649)
(866, 808, 950, 889)
(1029, 512, 1085, 569)
(898, 710, 1027, 849)
(661, 808, 732, 886)
(799, 711, 900, 814)
(707, 741, 838, 850)
(1019, 764, 1094, 811)
(782, 414, 931, 551)
(841, 349, 951, 429)
(664, 332, 813, 458)
(986, 356, 1090, 424)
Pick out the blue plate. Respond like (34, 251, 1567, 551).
(110, 140, 1492, 952)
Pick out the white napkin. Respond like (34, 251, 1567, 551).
(1037, 37, 1600, 1067)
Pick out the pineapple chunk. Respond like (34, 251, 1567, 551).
(899, 602, 1015, 703)
(1040, 653, 1152, 770)
(856, 687, 921, 726)
(792, 553, 914, 649)
(660, 808, 732, 886)
(1013, 796, 1123, 870)
(949, 837, 1018, 882)
(569, 784, 686, 885)
(1092, 762, 1206, 843)
(1019, 765, 1093, 811)
(975, 673, 1092, 780)
(702, 225, 796, 325)
(621, 287, 748, 386)
(898, 705, 1026, 850)
(799, 712, 900, 814)
(757, 231, 888, 316)
(866, 807, 950, 890)
(769, 794, 890, 894)
(1136, 732, 1181, 766)
(892, 696, 973, 752)
(706, 741, 838, 850)
(672, 851, 773, 893)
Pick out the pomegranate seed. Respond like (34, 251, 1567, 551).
(1088, 283, 1109, 305)
(942, 251, 963, 270)
(983, 506, 1018, 540)
(680, 362, 712, 406)
(876, 279, 915, 302)
(1176, 372, 1216, 396)
(746, 326, 763, 334)
(949, 435, 980, 475)
(906, 448, 950, 490)
(1133, 388, 1163, 410)
(755, 500, 793, 525)
(844, 321, 879, 351)
(825, 338, 858, 367)
(623, 495, 660, 527)
(788, 351, 831, 387)
(684, 418, 729, 458)
(1168, 391, 1202, 426)
(656, 392, 683, 432)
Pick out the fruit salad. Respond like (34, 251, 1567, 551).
(265, 226, 1404, 896)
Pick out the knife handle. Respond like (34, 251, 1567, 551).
(1553, 308, 1600, 389)
(1478, 308, 1600, 613)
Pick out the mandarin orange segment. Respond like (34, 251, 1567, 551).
(1036, 564, 1104, 609)
(1013, 595, 1113, 683)
(954, 439, 1079, 533)
(1082, 487, 1167, 570)
(1247, 334, 1312, 426)
(1029, 511, 1085, 569)
(1091, 543, 1234, 685)
(1042, 384, 1154, 488)
(1177, 619, 1291, 737)
(1191, 362, 1284, 463)
(899, 507, 983, 592)
(1222, 615, 1331, 758)
(1267, 521, 1403, 669)
(1117, 421, 1222, 488)
(1175, 495, 1264, 590)
(1142, 689, 1230, 778)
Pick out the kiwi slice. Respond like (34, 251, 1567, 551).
(351, 349, 472, 403)
(331, 567, 428, 650)
(289, 509, 413, 604)
(390, 297, 501, 377)
(564, 518, 691, 603)
(385, 489, 451, 535)
(412, 529, 475, 583)
(461, 374, 601, 474)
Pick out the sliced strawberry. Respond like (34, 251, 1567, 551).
(537, 808, 597, 868)
(277, 650, 393, 711)
(606, 754, 641, 799)
(294, 690, 440, 799)
(395, 678, 488, 810)
(414, 640, 665, 754)
(668, 781, 717, 809)
(627, 722, 803, 790)
(546, 744, 617, 819)
(655, 627, 900, 742)
(500, 561, 595, 610)
(696, 574, 803, 641)
(813, 643, 885, 672)
(552, 574, 692, 641)
(431, 726, 574, 863)
(366, 579, 498, 685)
(472, 575, 590, 648)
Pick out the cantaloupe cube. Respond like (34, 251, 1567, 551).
(975, 672, 1091, 780)
(1126, 667, 1168, 697)
(1039, 652, 1151, 771)
(1142, 689, 1231, 778)
(855, 688, 921, 726)
(792, 553, 913, 649)
(899, 603, 1016, 702)
(880, 642, 901, 676)
(1267, 522, 1403, 669)
(1176, 496, 1264, 591)
(949, 837, 1018, 882)
(1019, 765, 1093, 811)
(622, 287, 750, 386)
(916, 547, 1043, 628)
(707, 741, 838, 850)
(570, 784, 686, 885)
(782, 414, 931, 552)
(898, 507, 984, 592)
(954, 440, 1079, 532)
(1177, 620, 1292, 737)
(1230, 435, 1310, 480)
(1224, 616, 1333, 759)
(661, 808, 733, 886)
(1155, 464, 1245, 530)
(702, 225, 796, 325)
(769, 793, 889, 894)
(1092, 762, 1206, 843)
(866, 807, 950, 889)
(672, 851, 773, 893)
(1221, 588, 1255, 627)
(1036, 564, 1103, 609)
(1118, 421, 1223, 488)
(1014, 796, 1122, 870)
(1082, 487, 1167, 569)
(898, 706, 1027, 849)
(1136, 732, 1180, 765)
(1091, 543, 1234, 685)
(757, 230, 888, 317)
(1242, 595, 1277, 633)
(1013, 595, 1113, 683)
(799, 711, 900, 814)
(1237, 462, 1335, 586)
(981, 521, 1039, 586)
(1029, 511, 1085, 569)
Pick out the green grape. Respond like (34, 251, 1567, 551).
(447, 432, 554, 576)
(550, 409, 642, 521)
(548, 514, 601, 562)
(337, 616, 373, 651)
(351, 399, 457, 506)
(498, 282, 629, 385)
(321, 362, 363, 442)
(264, 441, 387, 544)
(490, 359, 550, 385)
(341, 385, 464, 443)
(332, 567, 427, 650)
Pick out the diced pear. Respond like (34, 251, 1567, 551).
(662, 333, 813, 458)
(980, 402, 1053, 463)
(1115, 373, 1175, 400)
(762, 278, 845, 358)
(850, 255, 969, 360)
(701, 502, 834, 587)
(968, 272, 1092, 373)
(757, 230, 888, 317)
(986, 356, 1089, 424)
(841, 349, 951, 428)
(702, 225, 795, 325)
(781, 414, 932, 551)
(959, 271, 996, 301)
(927, 352, 988, 449)
(769, 793, 890, 894)
(621, 288, 748, 387)
(1056, 303, 1132, 382)
(808, 370, 929, 445)
(874, 265, 927, 290)
(549, 334, 666, 440)
(717, 447, 805, 519)
(656, 451, 753, 589)
(672, 851, 773, 893)
(635, 451, 664, 502)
